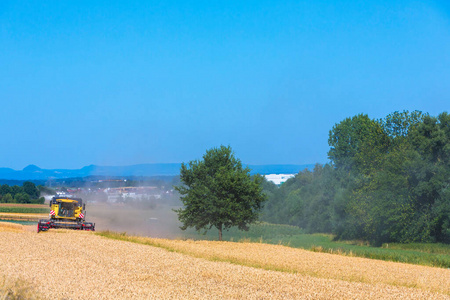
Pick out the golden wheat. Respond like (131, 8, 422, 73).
(0, 227, 448, 299)
(0, 222, 24, 232)
(134, 237, 450, 295)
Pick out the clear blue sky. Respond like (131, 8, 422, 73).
(1, 0, 449, 169)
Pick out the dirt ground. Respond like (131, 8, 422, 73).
(0, 225, 448, 300)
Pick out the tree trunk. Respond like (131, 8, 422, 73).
(218, 223, 223, 241)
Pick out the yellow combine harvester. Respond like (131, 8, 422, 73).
(37, 196, 95, 232)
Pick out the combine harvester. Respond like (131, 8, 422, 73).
(37, 196, 95, 233)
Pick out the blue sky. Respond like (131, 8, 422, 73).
(1, 0, 449, 169)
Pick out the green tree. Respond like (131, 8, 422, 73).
(23, 181, 40, 199)
(381, 110, 424, 141)
(174, 145, 267, 241)
(11, 185, 22, 197)
(31, 197, 45, 204)
(328, 114, 388, 174)
(0, 184, 11, 196)
(259, 111, 449, 245)
(2, 193, 13, 203)
(14, 192, 30, 204)
(406, 112, 450, 243)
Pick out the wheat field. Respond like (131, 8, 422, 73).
(134, 236, 450, 294)
(0, 224, 448, 299)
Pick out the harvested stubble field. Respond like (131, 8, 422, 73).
(0, 223, 449, 300)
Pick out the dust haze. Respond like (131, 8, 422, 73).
(87, 200, 185, 238)
(44, 176, 190, 238)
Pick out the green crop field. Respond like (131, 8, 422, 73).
(0, 219, 37, 225)
(0, 207, 48, 214)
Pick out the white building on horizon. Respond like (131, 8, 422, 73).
(264, 174, 296, 185)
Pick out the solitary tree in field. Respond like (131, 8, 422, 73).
(174, 145, 266, 241)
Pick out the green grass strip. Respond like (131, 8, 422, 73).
(0, 207, 48, 214)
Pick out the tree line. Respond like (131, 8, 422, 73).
(261, 111, 449, 245)
(0, 182, 45, 204)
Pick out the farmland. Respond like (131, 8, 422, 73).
(0, 203, 48, 222)
(84, 203, 450, 268)
(3, 203, 449, 269)
(183, 223, 450, 268)
(0, 212, 46, 221)
(0, 204, 47, 208)
(0, 222, 449, 299)
(0, 206, 48, 214)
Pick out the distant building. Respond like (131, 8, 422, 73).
(104, 186, 159, 203)
(264, 174, 295, 185)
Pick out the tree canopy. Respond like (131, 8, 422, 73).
(0, 182, 44, 204)
(261, 111, 450, 245)
(174, 145, 266, 241)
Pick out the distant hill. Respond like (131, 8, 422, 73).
(0, 163, 315, 180)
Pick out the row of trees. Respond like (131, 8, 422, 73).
(0, 182, 45, 204)
(262, 111, 449, 245)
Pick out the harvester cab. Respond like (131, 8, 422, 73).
(37, 196, 95, 233)
(50, 197, 83, 220)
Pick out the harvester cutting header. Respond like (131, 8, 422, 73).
(37, 196, 95, 233)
